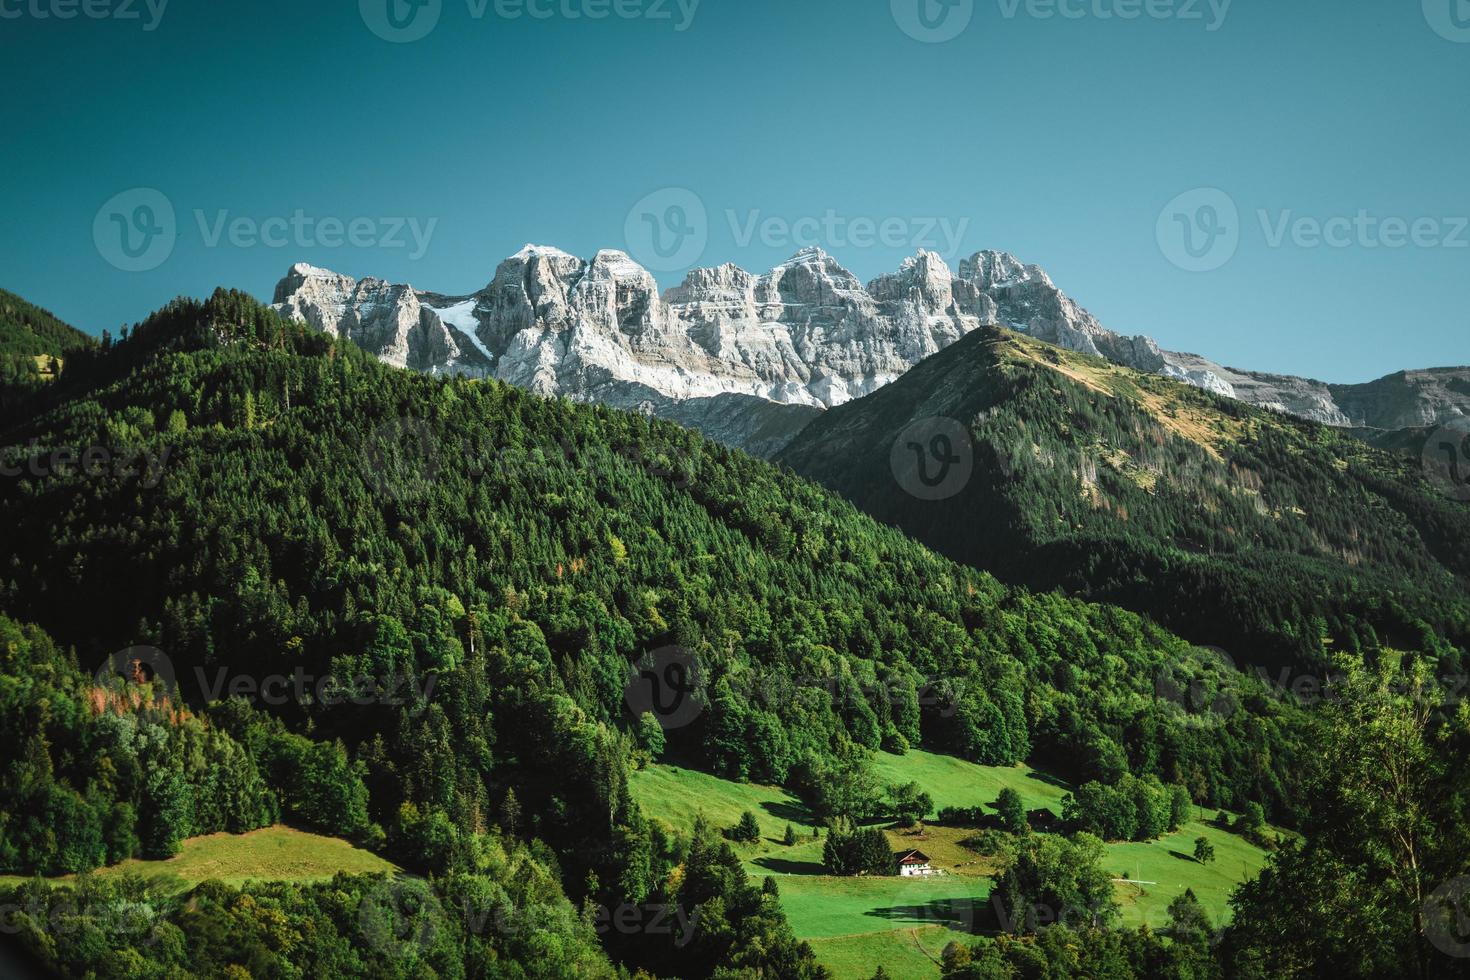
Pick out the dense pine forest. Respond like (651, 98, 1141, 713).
(0, 293, 1466, 977)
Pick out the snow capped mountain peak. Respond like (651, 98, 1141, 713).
(511, 243, 577, 262)
(287, 261, 342, 279)
(786, 245, 829, 262)
(586, 249, 654, 281)
(270, 242, 1385, 453)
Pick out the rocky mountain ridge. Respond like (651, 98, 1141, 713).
(271, 246, 1468, 454)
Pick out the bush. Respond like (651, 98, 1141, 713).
(823, 825, 893, 876)
(727, 810, 761, 844)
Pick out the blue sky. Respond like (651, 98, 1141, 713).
(1, 0, 1466, 382)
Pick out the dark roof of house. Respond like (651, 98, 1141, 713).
(896, 850, 930, 863)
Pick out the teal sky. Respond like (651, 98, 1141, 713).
(1, 0, 1466, 382)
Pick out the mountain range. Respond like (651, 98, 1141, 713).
(271, 246, 1470, 456)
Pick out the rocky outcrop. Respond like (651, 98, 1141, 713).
(273, 264, 489, 376)
(271, 247, 1467, 455)
(1329, 368, 1470, 430)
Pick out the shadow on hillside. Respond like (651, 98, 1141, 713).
(866, 898, 977, 930)
(752, 855, 826, 876)
(759, 800, 811, 824)
(1168, 850, 1198, 863)
(1025, 769, 1072, 791)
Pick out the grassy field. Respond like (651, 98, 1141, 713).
(806, 926, 956, 980)
(1107, 818, 1270, 930)
(0, 825, 398, 894)
(630, 750, 1274, 980)
(629, 762, 819, 842)
(871, 750, 1069, 816)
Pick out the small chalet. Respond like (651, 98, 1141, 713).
(1027, 808, 1059, 831)
(896, 849, 934, 877)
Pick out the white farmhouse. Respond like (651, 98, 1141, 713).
(896, 849, 934, 877)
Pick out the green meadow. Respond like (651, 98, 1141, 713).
(0, 825, 398, 894)
(630, 749, 1275, 980)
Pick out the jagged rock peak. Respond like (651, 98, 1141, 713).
(764, 247, 865, 289)
(272, 262, 355, 304)
(584, 249, 656, 282)
(664, 263, 757, 305)
(959, 250, 1052, 289)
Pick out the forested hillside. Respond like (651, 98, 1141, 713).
(0, 288, 94, 401)
(778, 327, 1470, 675)
(0, 289, 1326, 975)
